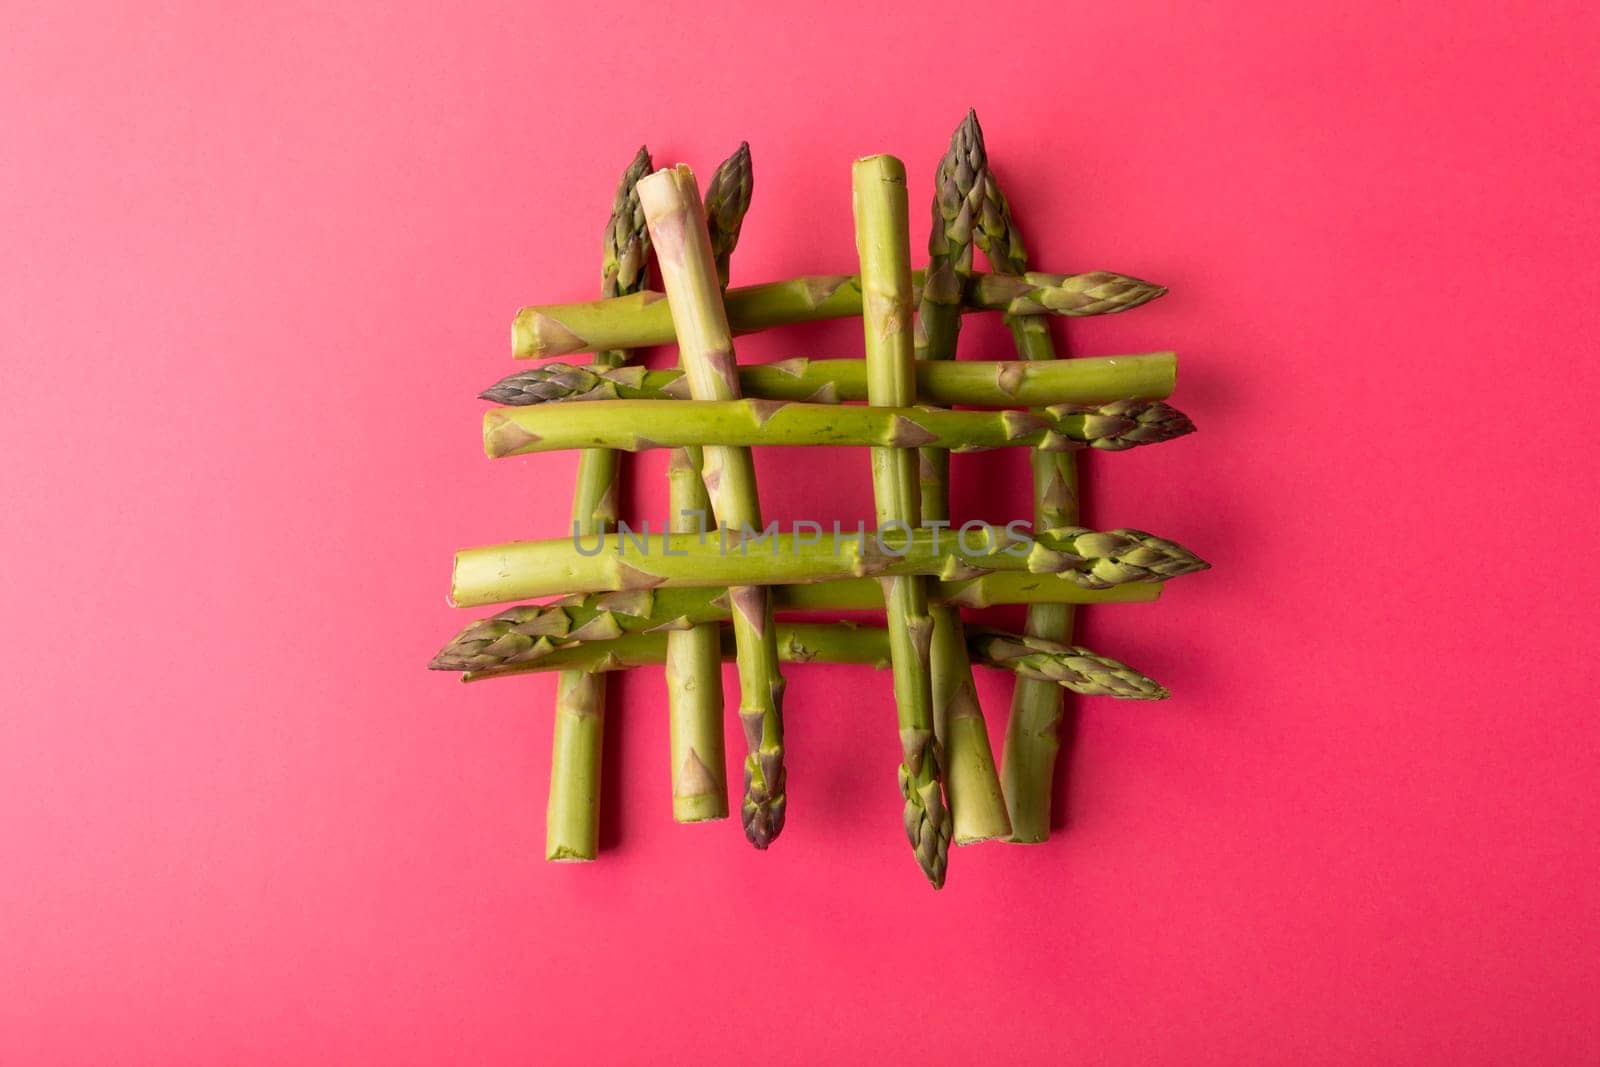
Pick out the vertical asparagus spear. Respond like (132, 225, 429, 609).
(978, 153, 1081, 844)
(663, 445, 727, 822)
(637, 165, 788, 849)
(918, 111, 1012, 844)
(853, 154, 951, 887)
(546, 146, 653, 861)
(661, 143, 757, 824)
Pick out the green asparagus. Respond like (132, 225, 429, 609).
(511, 270, 1166, 358)
(480, 351, 1176, 408)
(854, 153, 950, 886)
(449, 524, 1209, 608)
(917, 111, 1011, 844)
(659, 142, 757, 824)
(974, 151, 1087, 843)
(637, 164, 788, 849)
(482, 397, 1194, 457)
(664, 444, 726, 823)
(430, 573, 1161, 674)
(451, 622, 1169, 702)
(546, 145, 653, 862)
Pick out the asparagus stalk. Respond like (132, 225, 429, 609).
(431, 573, 1160, 674)
(480, 351, 1177, 408)
(975, 160, 1086, 844)
(452, 622, 1169, 702)
(511, 269, 1166, 358)
(917, 111, 1010, 844)
(546, 145, 653, 862)
(854, 154, 950, 886)
(483, 397, 1193, 457)
(637, 164, 788, 849)
(664, 445, 726, 822)
(660, 143, 756, 824)
(450, 524, 1208, 607)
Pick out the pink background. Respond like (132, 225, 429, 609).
(4, 2, 1598, 1063)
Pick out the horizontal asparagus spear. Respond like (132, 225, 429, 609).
(479, 352, 1177, 409)
(431, 573, 1159, 672)
(512, 270, 1166, 358)
(450, 620, 1168, 700)
(483, 397, 1193, 458)
(449, 524, 1208, 607)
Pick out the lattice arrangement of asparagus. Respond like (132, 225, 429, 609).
(431, 112, 1207, 888)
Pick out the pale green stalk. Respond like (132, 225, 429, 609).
(510, 270, 1166, 358)
(480, 351, 1177, 408)
(637, 165, 787, 849)
(664, 446, 726, 822)
(658, 142, 756, 824)
(482, 397, 1193, 457)
(546, 145, 651, 862)
(855, 153, 950, 887)
(450, 524, 1208, 607)
(975, 161, 1092, 843)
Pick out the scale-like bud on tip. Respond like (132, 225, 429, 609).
(975, 170, 1028, 276)
(602, 146, 654, 298)
(429, 603, 573, 671)
(969, 632, 1170, 700)
(704, 141, 754, 285)
(1060, 527, 1210, 588)
(479, 364, 614, 405)
(1066, 399, 1197, 451)
(929, 110, 989, 287)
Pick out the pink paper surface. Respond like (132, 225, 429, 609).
(3, 3, 1598, 1063)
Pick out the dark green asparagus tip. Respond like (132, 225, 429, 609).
(602, 145, 654, 301)
(1065, 528, 1211, 587)
(428, 602, 569, 671)
(742, 767, 786, 848)
(1070, 399, 1197, 451)
(704, 141, 754, 283)
(928, 110, 989, 292)
(478, 364, 608, 405)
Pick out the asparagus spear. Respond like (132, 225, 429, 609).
(511, 269, 1165, 358)
(431, 573, 1160, 674)
(483, 397, 1194, 457)
(854, 154, 950, 886)
(664, 444, 726, 822)
(637, 165, 788, 849)
(546, 145, 653, 862)
(480, 351, 1177, 408)
(975, 158, 1087, 843)
(450, 622, 1169, 702)
(916, 111, 1010, 844)
(660, 143, 757, 824)
(450, 524, 1209, 607)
